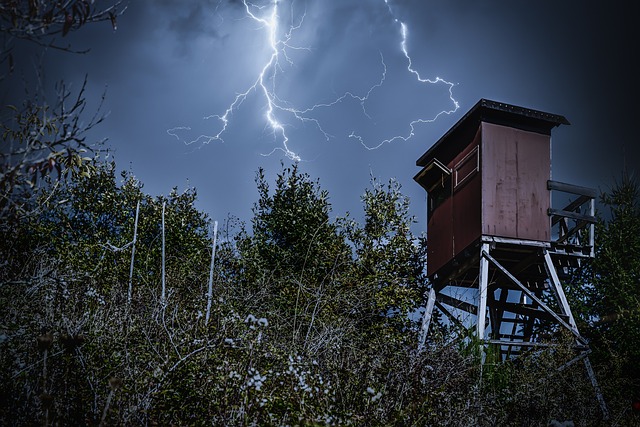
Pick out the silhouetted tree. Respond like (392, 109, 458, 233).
(565, 173, 640, 415)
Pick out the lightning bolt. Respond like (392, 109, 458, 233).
(349, 0, 459, 150)
(167, 0, 459, 160)
(168, 0, 307, 161)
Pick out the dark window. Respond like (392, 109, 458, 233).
(428, 174, 451, 220)
(415, 158, 452, 220)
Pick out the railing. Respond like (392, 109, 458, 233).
(547, 180, 597, 257)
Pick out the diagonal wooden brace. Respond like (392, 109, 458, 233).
(481, 250, 587, 346)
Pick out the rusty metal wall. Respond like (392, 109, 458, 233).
(426, 122, 552, 277)
(427, 192, 453, 276)
(481, 122, 550, 241)
(426, 126, 482, 276)
(452, 127, 482, 256)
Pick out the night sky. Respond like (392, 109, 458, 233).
(6, 0, 639, 231)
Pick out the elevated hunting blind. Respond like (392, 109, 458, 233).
(414, 99, 608, 417)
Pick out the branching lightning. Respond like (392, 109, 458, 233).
(349, 0, 459, 150)
(168, 0, 308, 161)
(167, 0, 459, 161)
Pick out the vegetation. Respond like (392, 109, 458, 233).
(1, 0, 124, 218)
(0, 156, 638, 425)
(565, 173, 640, 420)
(2, 4, 639, 424)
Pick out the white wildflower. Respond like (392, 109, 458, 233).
(247, 369, 267, 391)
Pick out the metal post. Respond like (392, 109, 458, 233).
(477, 243, 490, 342)
(544, 250, 609, 419)
(584, 357, 610, 420)
(205, 221, 218, 325)
(161, 201, 166, 305)
(589, 198, 595, 258)
(543, 250, 576, 327)
(128, 200, 140, 305)
(418, 288, 436, 351)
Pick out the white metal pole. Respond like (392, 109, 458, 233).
(205, 221, 218, 325)
(418, 288, 436, 351)
(128, 200, 140, 305)
(589, 198, 595, 257)
(477, 243, 490, 342)
(543, 250, 576, 327)
(161, 201, 166, 305)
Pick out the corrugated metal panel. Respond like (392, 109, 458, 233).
(427, 195, 453, 277)
(452, 128, 482, 256)
(416, 99, 563, 279)
(481, 122, 550, 241)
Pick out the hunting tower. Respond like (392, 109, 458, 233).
(414, 99, 607, 415)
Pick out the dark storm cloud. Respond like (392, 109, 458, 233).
(154, 0, 224, 55)
(6, 0, 637, 229)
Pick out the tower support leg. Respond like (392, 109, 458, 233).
(418, 288, 436, 351)
(544, 249, 609, 420)
(583, 356, 610, 420)
(477, 243, 490, 342)
(477, 243, 490, 366)
(543, 250, 576, 326)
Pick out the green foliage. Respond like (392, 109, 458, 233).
(231, 164, 352, 357)
(567, 174, 640, 401)
(0, 0, 122, 48)
(2, 161, 638, 425)
(2, 159, 212, 303)
(346, 177, 427, 330)
(242, 164, 350, 305)
(591, 175, 640, 348)
(1, 0, 123, 219)
(0, 79, 103, 219)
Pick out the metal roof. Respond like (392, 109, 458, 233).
(416, 99, 569, 167)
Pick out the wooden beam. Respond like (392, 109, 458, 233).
(487, 340, 556, 348)
(543, 250, 577, 327)
(434, 251, 480, 289)
(548, 208, 596, 224)
(552, 194, 592, 226)
(478, 243, 490, 340)
(488, 340, 589, 350)
(418, 288, 436, 351)
(482, 250, 587, 345)
(434, 300, 466, 330)
(491, 300, 568, 323)
(437, 293, 477, 315)
(510, 252, 542, 276)
(548, 180, 597, 198)
(481, 235, 551, 248)
(555, 220, 591, 244)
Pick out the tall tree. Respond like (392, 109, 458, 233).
(1, 0, 125, 219)
(234, 164, 351, 351)
(346, 176, 427, 332)
(566, 173, 640, 405)
(0, 1, 123, 52)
